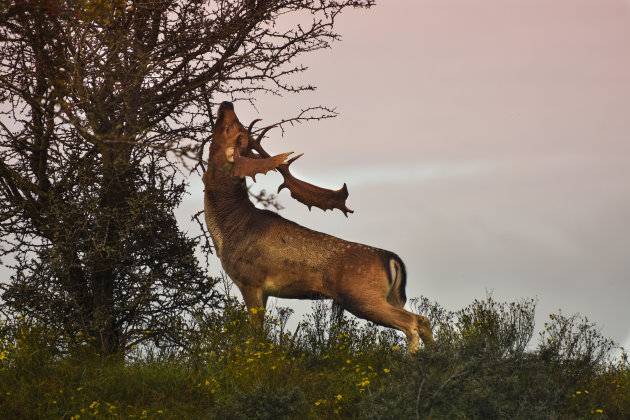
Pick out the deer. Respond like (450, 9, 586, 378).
(202, 101, 434, 351)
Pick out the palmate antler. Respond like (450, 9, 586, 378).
(232, 120, 353, 216)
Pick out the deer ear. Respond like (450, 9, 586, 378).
(225, 147, 235, 162)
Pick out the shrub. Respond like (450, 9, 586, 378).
(0, 296, 627, 419)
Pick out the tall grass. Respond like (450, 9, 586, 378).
(0, 296, 628, 419)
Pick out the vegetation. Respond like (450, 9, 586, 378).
(0, 295, 627, 419)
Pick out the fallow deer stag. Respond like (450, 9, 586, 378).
(202, 102, 433, 351)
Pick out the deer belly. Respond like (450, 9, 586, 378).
(263, 270, 329, 300)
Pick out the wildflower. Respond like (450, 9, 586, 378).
(383, 368, 390, 373)
(392, 346, 400, 350)
(595, 409, 603, 414)
(336, 394, 342, 401)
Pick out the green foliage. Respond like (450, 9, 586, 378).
(0, 297, 628, 419)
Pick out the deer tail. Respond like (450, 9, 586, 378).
(386, 255, 407, 308)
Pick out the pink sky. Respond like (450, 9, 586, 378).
(183, 0, 630, 349)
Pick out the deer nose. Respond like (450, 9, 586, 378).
(219, 101, 234, 111)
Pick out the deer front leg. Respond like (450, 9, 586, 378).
(239, 286, 267, 327)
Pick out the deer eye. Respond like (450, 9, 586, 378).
(225, 126, 230, 134)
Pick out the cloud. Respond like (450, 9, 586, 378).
(317, 161, 494, 187)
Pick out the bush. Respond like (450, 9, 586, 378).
(0, 296, 628, 419)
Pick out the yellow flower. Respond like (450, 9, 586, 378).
(383, 368, 391, 373)
(595, 409, 603, 413)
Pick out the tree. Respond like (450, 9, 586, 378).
(0, 0, 373, 355)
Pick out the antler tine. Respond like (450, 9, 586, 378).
(246, 124, 279, 158)
(247, 119, 262, 137)
(286, 153, 303, 165)
(252, 124, 277, 148)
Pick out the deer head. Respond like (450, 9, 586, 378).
(212, 102, 353, 216)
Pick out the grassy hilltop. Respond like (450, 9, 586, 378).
(1, 296, 628, 419)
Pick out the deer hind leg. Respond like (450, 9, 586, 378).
(345, 301, 433, 352)
(414, 313, 434, 349)
(239, 286, 268, 327)
(388, 297, 434, 350)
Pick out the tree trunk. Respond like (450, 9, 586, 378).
(91, 138, 133, 355)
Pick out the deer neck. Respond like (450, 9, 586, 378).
(203, 161, 257, 258)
